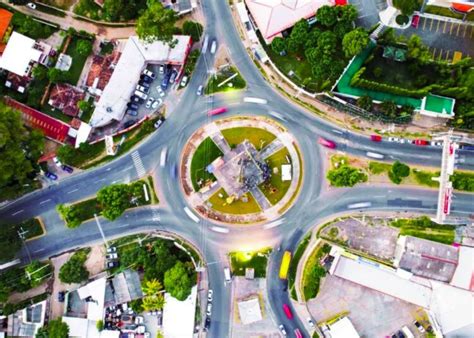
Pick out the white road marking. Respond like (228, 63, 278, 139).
(210, 226, 229, 233)
(131, 151, 146, 177)
(243, 97, 268, 104)
(347, 202, 372, 209)
(12, 210, 24, 216)
(121, 166, 133, 172)
(33, 248, 45, 253)
(67, 188, 79, 194)
(263, 218, 285, 230)
(111, 180, 122, 184)
(94, 178, 106, 183)
(184, 207, 200, 223)
(106, 168, 112, 171)
(39, 199, 51, 205)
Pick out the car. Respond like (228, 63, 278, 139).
(136, 325, 145, 334)
(126, 109, 138, 116)
(169, 70, 178, 84)
(142, 69, 156, 79)
(106, 261, 119, 269)
(123, 120, 137, 128)
(127, 102, 139, 110)
(156, 87, 165, 97)
(145, 97, 154, 109)
(45, 171, 58, 181)
(161, 73, 171, 90)
(318, 137, 336, 149)
(206, 303, 212, 316)
(159, 65, 165, 74)
(154, 118, 164, 129)
(134, 90, 148, 100)
(61, 165, 74, 173)
(370, 134, 382, 142)
(196, 85, 203, 96)
(413, 321, 426, 333)
(282, 304, 293, 319)
(27, 2, 36, 9)
(53, 156, 62, 168)
(139, 81, 151, 89)
(106, 246, 117, 253)
(140, 74, 152, 83)
(431, 141, 443, 147)
(278, 324, 287, 336)
(207, 289, 213, 302)
(204, 317, 211, 331)
(210, 40, 217, 54)
(180, 75, 188, 87)
(399, 138, 406, 144)
(414, 139, 429, 146)
(294, 329, 303, 338)
(391, 331, 405, 338)
(130, 95, 142, 104)
(57, 291, 65, 302)
(106, 253, 118, 260)
(136, 85, 149, 93)
(151, 98, 162, 109)
(307, 318, 315, 328)
(208, 107, 227, 116)
(388, 137, 399, 142)
(411, 14, 420, 28)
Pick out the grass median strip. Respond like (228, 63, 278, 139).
(302, 243, 331, 301)
(390, 216, 455, 245)
(288, 234, 311, 300)
(229, 248, 272, 278)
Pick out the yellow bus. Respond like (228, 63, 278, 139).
(279, 251, 292, 279)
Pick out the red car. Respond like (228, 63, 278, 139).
(370, 134, 382, 142)
(294, 329, 303, 338)
(411, 15, 420, 28)
(207, 107, 227, 116)
(414, 139, 428, 146)
(283, 304, 293, 319)
(318, 137, 336, 149)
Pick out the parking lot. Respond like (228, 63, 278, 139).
(308, 275, 426, 337)
(400, 16, 474, 61)
(350, 0, 387, 28)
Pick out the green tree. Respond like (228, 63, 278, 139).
(164, 261, 193, 301)
(304, 29, 321, 50)
(380, 100, 398, 118)
(337, 4, 358, 23)
(38, 318, 69, 338)
(407, 34, 431, 63)
(96, 320, 104, 332)
(389, 161, 410, 184)
(142, 293, 165, 311)
(56, 204, 82, 228)
(182, 21, 203, 42)
(184, 49, 200, 75)
(102, 0, 146, 21)
(142, 279, 163, 296)
(77, 100, 93, 114)
(136, 0, 178, 45)
(0, 223, 22, 263)
(56, 145, 76, 165)
(76, 40, 93, 57)
(58, 250, 90, 284)
(32, 65, 48, 81)
(48, 68, 68, 84)
(97, 184, 131, 220)
(316, 5, 338, 27)
(393, 0, 419, 15)
(287, 19, 309, 54)
(326, 165, 368, 187)
(24, 261, 52, 287)
(333, 20, 352, 39)
(342, 28, 369, 58)
(271, 37, 287, 54)
(357, 95, 373, 111)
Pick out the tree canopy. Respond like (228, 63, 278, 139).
(0, 223, 22, 264)
(136, 0, 178, 45)
(287, 19, 310, 54)
(316, 5, 338, 27)
(102, 0, 147, 22)
(342, 28, 369, 58)
(271, 37, 287, 54)
(96, 184, 132, 220)
(36, 318, 69, 338)
(76, 40, 93, 57)
(182, 21, 203, 42)
(58, 250, 90, 284)
(164, 261, 194, 301)
(327, 165, 368, 187)
(393, 0, 420, 15)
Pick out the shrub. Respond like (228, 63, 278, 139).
(182, 21, 203, 42)
(59, 249, 90, 284)
(327, 165, 368, 187)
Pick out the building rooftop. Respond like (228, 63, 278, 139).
(110, 269, 143, 305)
(323, 316, 360, 338)
(420, 94, 455, 118)
(238, 297, 262, 325)
(0, 8, 12, 53)
(48, 83, 85, 117)
(0, 31, 42, 77)
(163, 285, 197, 338)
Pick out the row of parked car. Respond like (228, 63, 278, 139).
(44, 157, 74, 181)
(204, 289, 213, 331)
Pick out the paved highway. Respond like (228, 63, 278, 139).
(0, 1, 473, 337)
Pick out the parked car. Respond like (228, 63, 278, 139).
(307, 318, 315, 328)
(210, 40, 217, 54)
(431, 141, 443, 147)
(140, 74, 152, 83)
(126, 109, 138, 116)
(106, 253, 118, 260)
(161, 73, 171, 90)
(53, 156, 62, 168)
(152, 98, 162, 109)
(206, 303, 212, 316)
(282, 304, 293, 319)
(318, 137, 336, 149)
(169, 70, 178, 84)
(278, 324, 286, 337)
(142, 69, 156, 79)
(370, 134, 382, 142)
(136, 85, 149, 93)
(207, 289, 213, 302)
(196, 85, 203, 96)
(45, 171, 58, 180)
(107, 246, 117, 253)
(159, 65, 165, 74)
(57, 291, 65, 302)
(27, 2, 36, 9)
(388, 137, 398, 142)
(130, 95, 143, 104)
(154, 118, 164, 129)
(135, 316, 144, 325)
(146, 97, 154, 109)
(411, 14, 420, 28)
(106, 261, 119, 269)
(61, 165, 74, 173)
(413, 139, 429, 146)
(204, 317, 211, 331)
(134, 90, 148, 100)
(123, 120, 137, 128)
(156, 87, 165, 97)
(127, 102, 139, 110)
(139, 80, 151, 89)
(180, 75, 188, 87)
(413, 321, 426, 333)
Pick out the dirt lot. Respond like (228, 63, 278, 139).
(308, 275, 426, 337)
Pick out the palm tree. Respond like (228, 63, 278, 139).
(142, 294, 165, 311)
(141, 279, 162, 296)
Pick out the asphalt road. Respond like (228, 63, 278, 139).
(0, 1, 473, 337)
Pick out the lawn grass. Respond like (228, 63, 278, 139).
(190, 137, 223, 191)
(73, 0, 102, 20)
(302, 243, 331, 301)
(221, 127, 276, 150)
(330, 154, 349, 168)
(73, 198, 103, 223)
(229, 247, 272, 278)
(369, 161, 392, 175)
(205, 66, 246, 94)
(412, 169, 439, 188)
(424, 5, 465, 20)
(65, 36, 93, 85)
(18, 218, 44, 240)
(207, 188, 261, 215)
(390, 216, 456, 244)
(259, 147, 291, 205)
(147, 176, 159, 204)
(288, 234, 311, 300)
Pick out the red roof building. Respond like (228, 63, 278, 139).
(48, 83, 85, 117)
(0, 9, 12, 54)
(85, 51, 121, 93)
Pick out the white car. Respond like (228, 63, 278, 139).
(207, 289, 213, 302)
(145, 97, 154, 109)
(151, 98, 162, 109)
(399, 138, 406, 144)
(388, 137, 399, 142)
(53, 156, 62, 168)
(180, 76, 188, 87)
(279, 325, 287, 336)
(106, 253, 118, 260)
(136, 84, 149, 93)
(135, 316, 144, 324)
(159, 65, 165, 74)
(210, 40, 217, 54)
(307, 318, 315, 328)
(431, 141, 443, 147)
(196, 85, 203, 96)
(27, 2, 36, 9)
(142, 69, 156, 79)
(206, 303, 212, 316)
(156, 87, 165, 97)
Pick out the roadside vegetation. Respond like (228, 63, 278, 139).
(390, 216, 456, 244)
(327, 165, 368, 187)
(302, 243, 331, 301)
(59, 248, 90, 284)
(205, 66, 246, 94)
(288, 234, 311, 300)
(229, 248, 272, 278)
(0, 218, 45, 264)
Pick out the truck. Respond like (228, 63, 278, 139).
(224, 267, 232, 283)
(279, 251, 291, 279)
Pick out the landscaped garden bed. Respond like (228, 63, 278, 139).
(205, 66, 246, 94)
(302, 242, 331, 301)
(288, 234, 311, 300)
(229, 248, 272, 278)
(190, 137, 223, 191)
(221, 127, 276, 150)
(208, 188, 261, 215)
(259, 147, 292, 205)
(390, 216, 456, 244)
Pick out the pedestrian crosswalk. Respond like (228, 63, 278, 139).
(131, 151, 146, 177)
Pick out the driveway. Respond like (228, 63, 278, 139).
(399, 16, 474, 59)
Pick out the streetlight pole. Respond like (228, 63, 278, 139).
(94, 214, 109, 248)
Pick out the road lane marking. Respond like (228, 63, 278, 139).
(121, 166, 133, 172)
(111, 180, 122, 184)
(429, 19, 434, 31)
(450, 22, 455, 34)
(184, 207, 199, 223)
(33, 248, 45, 253)
(432, 48, 437, 58)
(243, 97, 267, 104)
(442, 21, 447, 33)
(131, 151, 146, 177)
(67, 188, 79, 194)
(347, 202, 371, 209)
(263, 218, 285, 229)
(445, 50, 451, 62)
(39, 199, 51, 205)
(12, 210, 24, 216)
(470, 26, 474, 38)
(438, 49, 444, 60)
(456, 23, 461, 36)
(422, 18, 427, 30)
(94, 178, 106, 183)
(436, 20, 441, 32)
(106, 167, 112, 171)
(462, 25, 467, 37)
(210, 226, 229, 233)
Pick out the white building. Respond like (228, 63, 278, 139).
(162, 285, 197, 338)
(321, 316, 360, 338)
(0, 32, 44, 77)
(90, 35, 192, 128)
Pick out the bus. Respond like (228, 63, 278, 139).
(279, 251, 291, 279)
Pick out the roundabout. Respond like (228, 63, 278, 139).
(180, 116, 303, 224)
